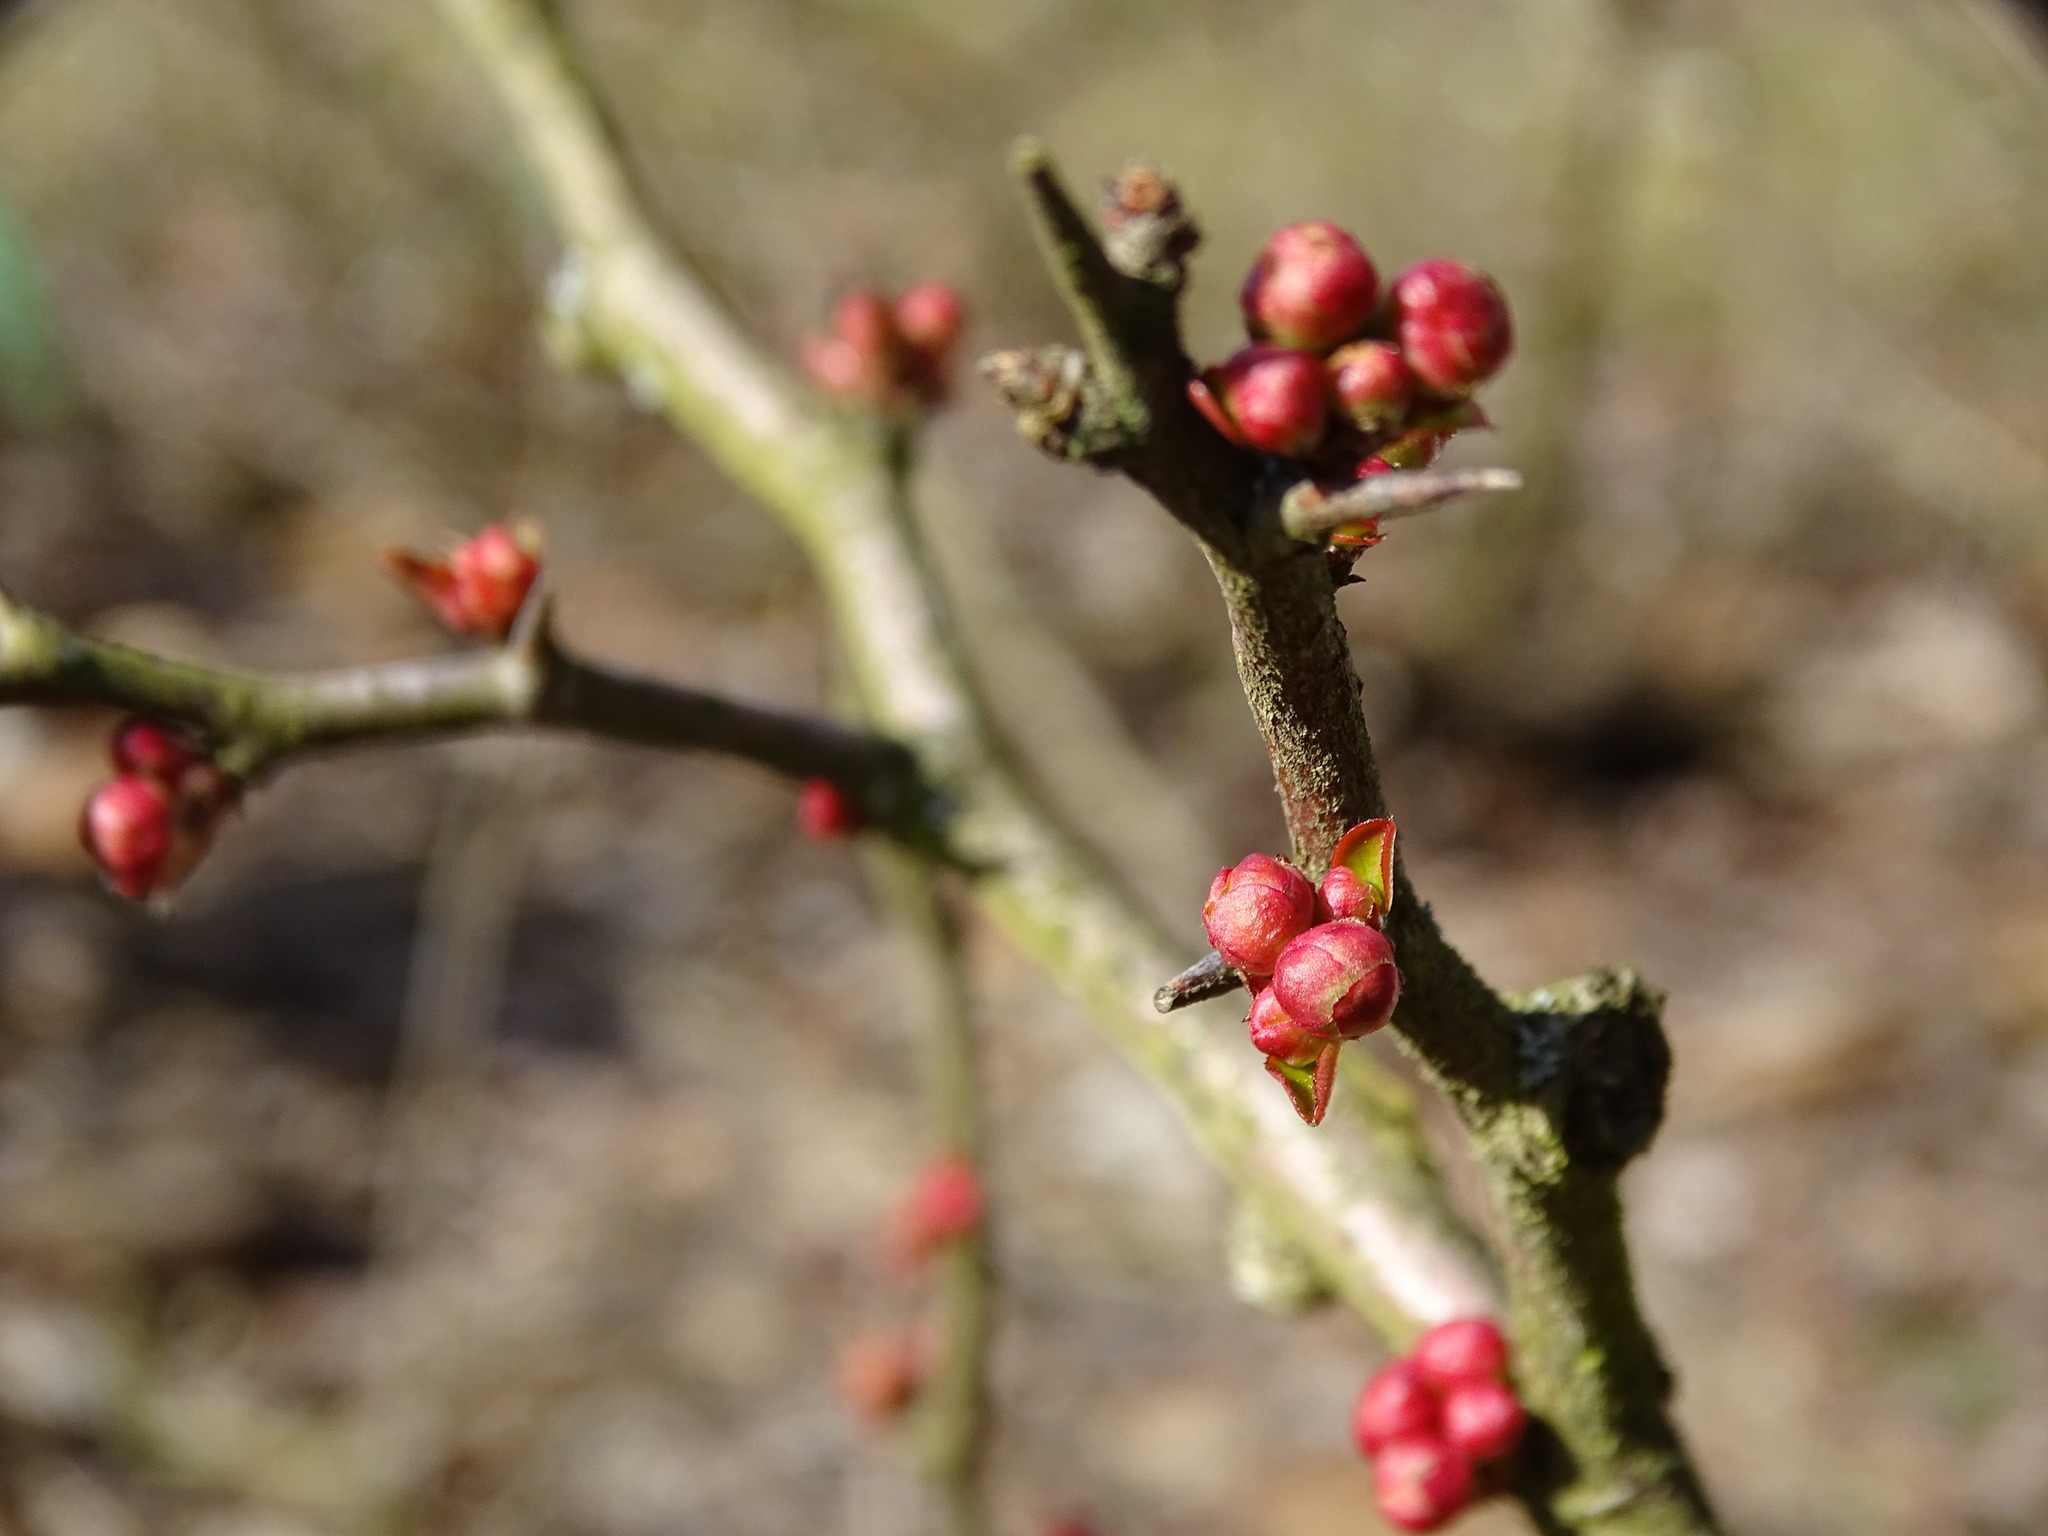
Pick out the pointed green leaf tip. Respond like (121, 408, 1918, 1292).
(1264, 1042, 1341, 1126)
(1327, 818, 1397, 928)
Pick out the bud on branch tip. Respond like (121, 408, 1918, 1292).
(382, 522, 543, 641)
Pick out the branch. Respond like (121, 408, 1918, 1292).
(1273, 467, 1525, 547)
(0, 585, 922, 821)
(434, 0, 1500, 1357)
(1153, 948, 1243, 1012)
(1002, 151, 1720, 1536)
(864, 845, 993, 1536)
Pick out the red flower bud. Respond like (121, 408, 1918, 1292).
(1195, 345, 1330, 458)
(1412, 1316, 1510, 1390)
(1240, 222, 1379, 354)
(1319, 818, 1396, 926)
(1271, 919, 1399, 1039)
(1441, 1379, 1526, 1465)
(81, 775, 175, 901)
(1246, 986, 1324, 1066)
(1372, 1435, 1475, 1533)
(1354, 1359, 1442, 1457)
(833, 286, 900, 372)
(889, 1155, 983, 1266)
(893, 283, 964, 356)
(796, 777, 860, 840)
(1391, 260, 1512, 397)
(382, 524, 541, 640)
(1317, 866, 1371, 922)
(807, 284, 961, 410)
(801, 333, 870, 398)
(110, 719, 205, 784)
(836, 1329, 923, 1425)
(1327, 341, 1414, 433)
(1203, 852, 1316, 977)
(449, 524, 541, 639)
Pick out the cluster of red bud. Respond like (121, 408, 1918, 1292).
(836, 1155, 984, 1427)
(1353, 1317, 1528, 1531)
(801, 283, 966, 416)
(80, 720, 238, 903)
(381, 523, 542, 641)
(1204, 818, 1399, 1125)
(1189, 224, 1511, 545)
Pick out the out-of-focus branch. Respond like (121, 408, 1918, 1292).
(433, 0, 1498, 1355)
(0, 585, 922, 821)
(863, 845, 992, 1536)
(1002, 151, 1718, 1536)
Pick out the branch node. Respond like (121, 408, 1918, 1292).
(978, 346, 1134, 463)
(1510, 967, 1671, 1169)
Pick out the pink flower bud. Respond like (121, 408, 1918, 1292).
(889, 1155, 983, 1266)
(833, 286, 900, 372)
(796, 777, 861, 840)
(801, 333, 871, 398)
(383, 524, 541, 640)
(836, 1329, 923, 1425)
(1319, 818, 1396, 926)
(1246, 986, 1324, 1066)
(1391, 260, 1513, 396)
(1353, 1359, 1442, 1456)
(110, 719, 205, 784)
(1327, 341, 1414, 433)
(1441, 1379, 1526, 1464)
(1317, 866, 1371, 922)
(1271, 919, 1399, 1039)
(1196, 345, 1330, 458)
(1372, 1435, 1475, 1533)
(1240, 222, 1379, 354)
(81, 775, 175, 901)
(1412, 1316, 1510, 1390)
(1203, 852, 1316, 977)
(893, 283, 964, 356)
(449, 524, 541, 638)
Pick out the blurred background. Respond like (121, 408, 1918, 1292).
(0, 0, 2043, 1532)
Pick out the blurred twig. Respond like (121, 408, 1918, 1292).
(373, 743, 540, 1262)
(862, 845, 992, 1536)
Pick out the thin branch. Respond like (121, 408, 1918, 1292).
(0, 585, 920, 819)
(435, 0, 1500, 1353)
(1275, 468, 1525, 547)
(1153, 949, 1243, 1013)
(864, 845, 993, 1536)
